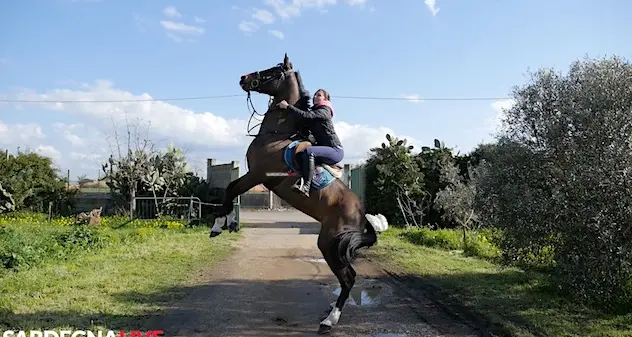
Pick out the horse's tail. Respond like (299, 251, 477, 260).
(331, 213, 389, 266)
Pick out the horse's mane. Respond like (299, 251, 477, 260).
(293, 70, 310, 112)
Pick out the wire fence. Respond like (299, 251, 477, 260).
(132, 196, 240, 225)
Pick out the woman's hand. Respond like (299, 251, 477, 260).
(277, 100, 289, 109)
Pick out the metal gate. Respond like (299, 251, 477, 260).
(350, 164, 366, 207)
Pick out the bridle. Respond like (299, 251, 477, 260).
(243, 64, 298, 138)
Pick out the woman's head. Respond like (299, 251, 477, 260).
(313, 88, 331, 106)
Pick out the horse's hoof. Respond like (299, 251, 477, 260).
(209, 231, 221, 238)
(318, 324, 332, 334)
(228, 221, 240, 233)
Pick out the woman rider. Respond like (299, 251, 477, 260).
(277, 84, 344, 196)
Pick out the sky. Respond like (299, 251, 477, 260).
(0, 0, 630, 182)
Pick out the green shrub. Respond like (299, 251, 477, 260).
(463, 230, 502, 260)
(401, 227, 502, 260)
(402, 227, 463, 250)
(0, 211, 187, 229)
(0, 220, 171, 274)
(56, 226, 111, 252)
(0, 225, 66, 271)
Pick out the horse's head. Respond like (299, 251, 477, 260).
(239, 53, 295, 97)
(239, 53, 305, 138)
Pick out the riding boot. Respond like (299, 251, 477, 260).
(297, 154, 315, 197)
(292, 153, 306, 190)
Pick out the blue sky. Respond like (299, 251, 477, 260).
(0, 0, 630, 181)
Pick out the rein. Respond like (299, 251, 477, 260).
(244, 67, 299, 139)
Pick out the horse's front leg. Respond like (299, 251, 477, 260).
(210, 171, 265, 238)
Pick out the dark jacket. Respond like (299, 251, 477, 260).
(287, 105, 342, 148)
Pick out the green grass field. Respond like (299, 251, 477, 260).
(0, 217, 239, 331)
(367, 227, 632, 337)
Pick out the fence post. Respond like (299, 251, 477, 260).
(188, 198, 193, 223)
(129, 189, 136, 220)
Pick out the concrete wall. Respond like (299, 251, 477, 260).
(239, 191, 292, 209)
(206, 158, 240, 195)
(206, 158, 241, 222)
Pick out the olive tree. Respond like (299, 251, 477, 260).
(475, 55, 632, 310)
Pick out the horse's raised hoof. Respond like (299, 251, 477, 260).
(209, 231, 222, 238)
(318, 324, 332, 334)
(228, 221, 240, 233)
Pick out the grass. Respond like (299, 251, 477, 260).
(367, 227, 632, 337)
(0, 217, 240, 331)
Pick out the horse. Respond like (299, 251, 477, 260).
(209, 53, 389, 334)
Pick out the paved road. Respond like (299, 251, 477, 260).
(147, 210, 482, 337)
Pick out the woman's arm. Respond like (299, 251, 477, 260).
(287, 105, 331, 120)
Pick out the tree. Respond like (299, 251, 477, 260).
(101, 118, 157, 216)
(142, 142, 188, 217)
(364, 134, 423, 226)
(434, 160, 482, 248)
(0, 148, 76, 213)
(475, 55, 632, 310)
(414, 139, 458, 228)
(101, 117, 191, 218)
(0, 182, 15, 214)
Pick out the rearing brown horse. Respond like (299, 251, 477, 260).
(209, 53, 389, 334)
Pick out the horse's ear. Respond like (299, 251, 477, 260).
(283, 53, 291, 69)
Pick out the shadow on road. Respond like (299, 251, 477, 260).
(0, 273, 521, 337)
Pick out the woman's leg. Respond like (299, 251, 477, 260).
(305, 146, 343, 165)
(293, 146, 345, 196)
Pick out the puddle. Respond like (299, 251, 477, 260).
(332, 284, 382, 306)
(295, 257, 327, 263)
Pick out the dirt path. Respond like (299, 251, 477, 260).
(148, 210, 485, 337)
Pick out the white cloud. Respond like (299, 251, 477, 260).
(238, 0, 369, 36)
(252, 9, 276, 24)
(333, 121, 420, 161)
(2, 81, 418, 177)
(238, 21, 259, 34)
(424, 0, 440, 16)
(489, 98, 516, 130)
(9, 80, 248, 150)
(162, 6, 182, 18)
(0, 121, 62, 166)
(194, 16, 206, 23)
(159, 11, 205, 43)
(69, 151, 105, 172)
(401, 94, 423, 103)
(0, 120, 46, 144)
(263, 0, 303, 20)
(261, 0, 339, 20)
(268, 30, 285, 40)
(346, 0, 367, 6)
(160, 21, 204, 35)
(35, 145, 62, 163)
(52, 122, 86, 146)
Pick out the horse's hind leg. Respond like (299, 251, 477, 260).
(210, 171, 265, 237)
(319, 264, 356, 334)
(318, 241, 357, 334)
